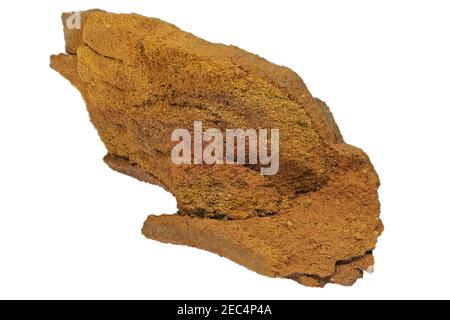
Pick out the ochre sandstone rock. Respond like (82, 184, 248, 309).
(50, 10, 383, 287)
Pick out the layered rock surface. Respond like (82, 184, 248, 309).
(51, 10, 383, 287)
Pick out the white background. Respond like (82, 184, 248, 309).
(0, 0, 449, 300)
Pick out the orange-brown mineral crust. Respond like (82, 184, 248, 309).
(50, 10, 383, 287)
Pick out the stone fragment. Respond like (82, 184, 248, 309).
(50, 10, 383, 286)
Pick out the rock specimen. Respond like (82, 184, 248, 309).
(50, 10, 383, 287)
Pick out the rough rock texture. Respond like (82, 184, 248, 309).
(50, 10, 383, 287)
